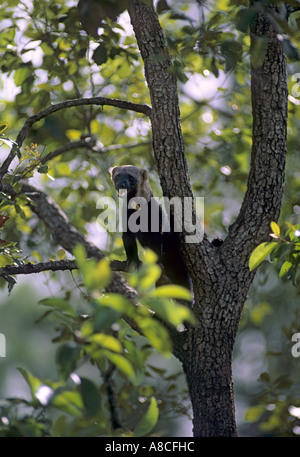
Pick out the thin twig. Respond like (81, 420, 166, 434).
(40, 138, 97, 164)
(103, 362, 122, 430)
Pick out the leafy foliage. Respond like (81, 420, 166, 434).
(249, 221, 300, 285)
(0, 0, 300, 437)
(0, 244, 193, 437)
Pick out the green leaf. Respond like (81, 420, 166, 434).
(282, 39, 299, 61)
(157, 0, 170, 14)
(235, 7, 257, 33)
(14, 65, 32, 86)
(250, 302, 272, 326)
(102, 350, 136, 383)
(279, 260, 292, 278)
(56, 344, 81, 380)
(39, 297, 76, 317)
(74, 244, 111, 291)
(0, 255, 14, 267)
(88, 333, 122, 353)
(92, 258, 111, 290)
(129, 263, 161, 291)
(37, 165, 49, 174)
(93, 43, 108, 66)
(93, 307, 122, 332)
(133, 397, 159, 437)
(0, 122, 8, 133)
(270, 221, 280, 236)
(244, 405, 265, 423)
(79, 377, 101, 417)
(142, 296, 195, 327)
(52, 390, 83, 416)
(17, 367, 44, 401)
(249, 242, 278, 271)
(134, 314, 172, 355)
(169, 59, 189, 83)
(207, 11, 224, 29)
(57, 248, 66, 260)
(96, 293, 134, 314)
(220, 40, 243, 71)
(148, 284, 192, 301)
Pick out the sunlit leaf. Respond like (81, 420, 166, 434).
(250, 302, 272, 326)
(17, 367, 44, 402)
(142, 296, 195, 327)
(148, 284, 192, 301)
(92, 258, 111, 290)
(88, 333, 122, 353)
(133, 397, 159, 437)
(279, 260, 292, 278)
(73, 244, 111, 290)
(96, 293, 134, 314)
(249, 242, 278, 271)
(14, 65, 32, 86)
(134, 314, 172, 356)
(102, 350, 136, 383)
(52, 390, 83, 416)
(0, 254, 14, 267)
(0, 122, 8, 133)
(57, 249, 66, 260)
(270, 221, 280, 236)
(244, 405, 265, 423)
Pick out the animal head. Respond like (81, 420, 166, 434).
(110, 165, 152, 200)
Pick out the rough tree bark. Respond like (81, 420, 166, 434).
(128, 0, 287, 437)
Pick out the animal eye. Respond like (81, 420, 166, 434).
(128, 176, 136, 185)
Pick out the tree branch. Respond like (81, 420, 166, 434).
(128, 1, 191, 202)
(0, 259, 77, 277)
(103, 362, 122, 430)
(127, 0, 213, 308)
(0, 96, 151, 181)
(40, 138, 97, 164)
(222, 4, 287, 266)
(0, 258, 141, 279)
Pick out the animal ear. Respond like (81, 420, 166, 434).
(110, 166, 119, 181)
(140, 169, 148, 183)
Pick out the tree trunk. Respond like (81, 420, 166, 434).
(183, 325, 237, 437)
(129, 0, 287, 437)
